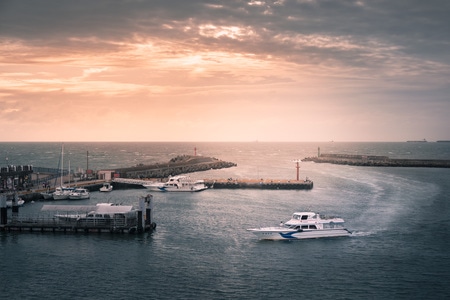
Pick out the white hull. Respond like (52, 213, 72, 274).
(159, 186, 207, 192)
(247, 227, 351, 240)
(52, 193, 70, 200)
(144, 176, 207, 192)
(69, 195, 90, 200)
(69, 188, 90, 200)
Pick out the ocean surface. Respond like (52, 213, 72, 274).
(1, 142, 450, 299)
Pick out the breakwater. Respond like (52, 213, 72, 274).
(115, 155, 237, 178)
(204, 178, 313, 190)
(303, 153, 450, 168)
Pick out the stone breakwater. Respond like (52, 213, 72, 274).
(115, 155, 237, 178)
(303, 153, 450, 168)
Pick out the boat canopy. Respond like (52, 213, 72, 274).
(41, 204, 134, 214)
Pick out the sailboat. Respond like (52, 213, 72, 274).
(52, 144, 74, 200)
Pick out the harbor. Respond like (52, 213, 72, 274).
(0, 151, 313, 233)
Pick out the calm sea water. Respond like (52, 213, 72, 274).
(1, 142, 450, 299)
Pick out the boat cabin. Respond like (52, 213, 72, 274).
(291, 212, 317, 220)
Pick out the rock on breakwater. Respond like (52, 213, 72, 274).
(116, 155, 237, 178)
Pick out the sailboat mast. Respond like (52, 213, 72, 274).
(61, 144, 64, 187)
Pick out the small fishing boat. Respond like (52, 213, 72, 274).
(247, 212, 351, 240)
(99, 182, 113, 192)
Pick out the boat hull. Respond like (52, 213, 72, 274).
(247, 227, 351, 240)
(158, 186, 207, 192)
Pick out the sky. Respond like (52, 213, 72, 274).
(0, 0, 449, 142)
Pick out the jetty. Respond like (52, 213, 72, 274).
(303, 153, 450, 168)
(204, 178, 313, 190)
(0, 194, 156, 234)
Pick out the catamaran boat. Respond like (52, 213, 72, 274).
(247, 212, 351, 240)
(69, 188, 90, 200)
(99, 182, 113, 192)
(144, 175, 207, 192)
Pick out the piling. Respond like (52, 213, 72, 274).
(0, 194, 7, 225)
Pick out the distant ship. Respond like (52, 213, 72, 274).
(407, 139, 427, 143)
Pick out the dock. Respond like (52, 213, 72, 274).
(0, 194, 156, 234)
(204, 178, 313, 190)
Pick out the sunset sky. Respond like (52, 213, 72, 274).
(1, 0, 449, 142)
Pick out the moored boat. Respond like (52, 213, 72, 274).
(69, 188, 90, 200)
(52, 186, 74, 200)
(99, 182, 113, 192)
(144, 175, 207, 192)
(247, 212, 351, 240)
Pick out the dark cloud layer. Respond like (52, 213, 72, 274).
(2, 0, 449, 65)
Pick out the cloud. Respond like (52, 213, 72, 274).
(0, 0, 449, 141)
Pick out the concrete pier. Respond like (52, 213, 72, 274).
(204, 178, 313, 190)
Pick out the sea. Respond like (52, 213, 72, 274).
(1, 142, 450, 300)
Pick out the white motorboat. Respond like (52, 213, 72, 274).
(52, 186, 75, 200)
(247, 212, 351, 240)
(144, 175, 207, 192)
(69, 188, 90, 200)
(99, 182, 113, 192)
